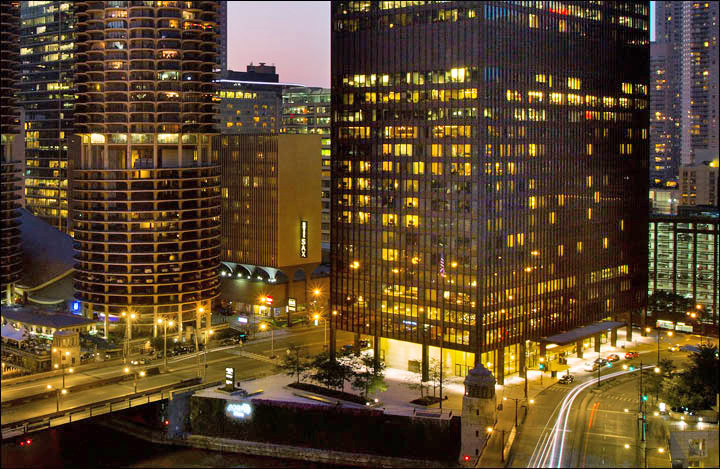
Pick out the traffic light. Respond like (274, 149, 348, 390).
(539, 363, 546, 371)
(606, 362, 612, 368)
(629, 365, 635, 371)
(642, 395, 648, 401)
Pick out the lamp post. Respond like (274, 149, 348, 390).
(649, 327, 673, 363)
(203, 329, 213, 380)
(48, 385, 67, 412)
(157, 318, 174, 371)
(134, 370, 146, 394)
(502, 396, 533, 428)
(623, 442, 666, 469)
(260, 323, 274, 358)
(314, 313, 327, 349)
(121, 311, 136, 364)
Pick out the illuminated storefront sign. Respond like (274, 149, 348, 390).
(300, 220, 308, 258)
(226, 402, 252, 419)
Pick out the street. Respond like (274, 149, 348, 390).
(511, 331, 711, 468)
(1, 326, 353, 427)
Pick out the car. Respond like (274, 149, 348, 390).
(624, 351, 640, 359)
(584, 361, 599, 372)
(668, 344, 680, 352)
(130, 359, 140, 365)
(594, 357, 608, 366)
(558, 374, 575, 384)
(342, 344, 354, 353)
(606, 354, 620, 362)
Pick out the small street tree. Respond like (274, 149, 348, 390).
(427, 358, 448, 398)
(350, 354, 387, 399)
(308, 352, 353, 391)
(406, 373, 429, 400)
(275, 345, 310, 384)
(662, 345, 719, 411)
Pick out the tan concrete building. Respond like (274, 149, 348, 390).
(219, 134, 322, 283)
(679, 160, 719, 207)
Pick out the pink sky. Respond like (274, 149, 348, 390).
(227, 1, 331, 88)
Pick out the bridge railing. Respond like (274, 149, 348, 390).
(1, 377, 201, 440)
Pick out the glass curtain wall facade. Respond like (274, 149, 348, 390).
(19, 1, 75, 233)
(648, 215, 719, 323)
(1, 1, 23, 303)
(331, 1, 650, 383)
(281, 87, 332, 254)
(71, 1, 221, 339)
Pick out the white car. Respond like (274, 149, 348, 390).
(583, 361, 599, 372)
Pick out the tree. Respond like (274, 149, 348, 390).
(406, 374, 429, 400)
(662, 345, 719, 411)
(644, 358, 674, 403)
(427, 358, 448, 398)
(647, 291, 695, 330)
(350, 354, 387, 399)
(307, 352, 353, 391)
(275, 345, 310, 384)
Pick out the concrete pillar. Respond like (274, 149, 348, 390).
(104, 313, 109, 340)
(594, 334, 601, 353)
(178, 311, 183, 340)
(422, 342, 429, 381)
(373, 332, 380, 367)
(611, 328, 618, 347)
(519, 342, 527, 378)
(640, 309, 648, 336)
(496, 347, 505, 385)
(626, 319, 633, 342)
(153, 312, 158, 338)
(329, 319, 336, 360)
(576, 340, 584, 359)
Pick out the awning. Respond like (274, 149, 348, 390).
(539, 320, 626, 346)
(1, 323, 29, 342)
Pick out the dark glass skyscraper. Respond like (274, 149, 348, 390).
(1, 1, 22, 303)
(19, 1, 75, 233)
(331, 2, 650, 383)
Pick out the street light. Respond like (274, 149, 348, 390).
(134, 370, 146, 393)
(157, 318, 174, 371)
(503, 396, 532, 428)
(121, 311, 136, 364)
(314, 313, 327, 349)
(623, 442, 666, 469)
(260, 323, 274, 358)
(203, 329, 214, 380)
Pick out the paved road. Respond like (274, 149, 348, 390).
(1, 326, 353, 426)
(510, 332, 712, 468)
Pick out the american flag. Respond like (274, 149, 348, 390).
(439, 254, 445, 277)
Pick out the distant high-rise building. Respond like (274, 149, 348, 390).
(18, 1, 75, 233)
(282, 87, 331, 257)
(679, 160, 719, 207)
(331, 2, 650, 383)
(1, 1, 23, 303)
(71, 1, 221, 339)
(651, 2, 719, 185)
(217, 64, 292, 134)
(218, 1, 227, 75)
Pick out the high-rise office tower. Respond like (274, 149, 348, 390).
(649, 41, 678, 186)
(652, 2, 719, 185)
(19, 1, 75, 233)
(331, 2, 649, 383)
(71, 1, 221, 339)
(218, 64, 285, 134)
(282, 87, 332, 257)
(218, 1, 227, 75)
(1, 1, 23, 303)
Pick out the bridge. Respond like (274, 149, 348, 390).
(1, 377, 208, 440)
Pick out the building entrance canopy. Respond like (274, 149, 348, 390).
(539, 321, 626, 346)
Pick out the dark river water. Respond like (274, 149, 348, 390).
(1, 420, 331, 468)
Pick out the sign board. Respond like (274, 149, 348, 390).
(299, 220, 308, 258)
(225, 367, 235, 389)
(288, 298, 297, 312)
